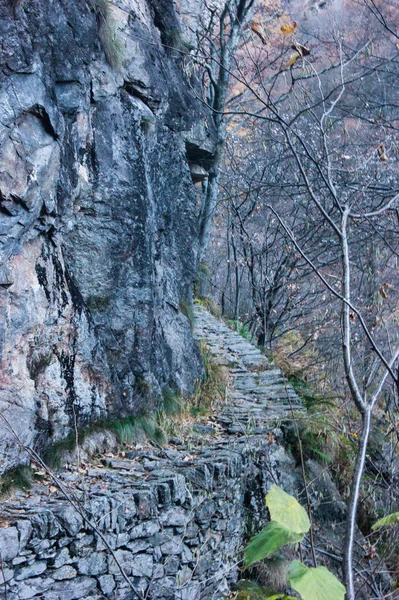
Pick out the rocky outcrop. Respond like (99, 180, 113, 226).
(0, 0, 215, 472)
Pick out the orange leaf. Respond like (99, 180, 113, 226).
(285, 52, 300, 68)
(281, 21, 297, 34)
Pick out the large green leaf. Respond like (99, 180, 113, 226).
(287, 560, 346, 600)
(266, 485, 310, 535)
(244, 521, 304, 567)
(371, 511, 399, 531)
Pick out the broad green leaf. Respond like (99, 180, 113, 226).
(287, 559, 308, 580)
(266, 485, 310, 535)
(244, 521, 304, 567)
(372, 511, 399, 531)
(287, 560, 346, 600)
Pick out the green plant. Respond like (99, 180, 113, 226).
(195, 261, 211, 297)
(162, 390, 185, 416)
(244, 485, 346, 600)
(0, 465, 36, 498)
(91, 0, 125, 70)
(43, 411, 166, 469)
(285, 375, 336, 412)
(44, 433, 79, 469)
(234, 580, 295, 600)
(198, 261, 210, 277)
(86, 295, 111, 312)
(134, 375, 151, 397)
(156, 392, 184, 439)
(190, 341, 227, 415)
(372, 511, 399, 531)
(287, 561, 346, 600)
(194, 296, 221, 318)
(225, 318, 252, 341)
(179, 299, 195, 330)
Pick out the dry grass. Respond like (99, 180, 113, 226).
(158, 342, 228, 438)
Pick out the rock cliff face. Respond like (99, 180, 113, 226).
(0, 0, 212, 472)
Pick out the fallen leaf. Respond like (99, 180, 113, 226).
(281, 21, 297, 34)
(292, 42, 310, 57)
(364, 545, 376, 560)
(251, 21, 267, 44)
(379, 286, 388, 299)
(49, 486, 58, 494)
(285, 52, 300, 68)
(377, 143, 388, 162)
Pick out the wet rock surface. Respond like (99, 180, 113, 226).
(0, 0, 212, 472)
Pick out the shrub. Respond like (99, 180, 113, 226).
(0, 465, 36, 498)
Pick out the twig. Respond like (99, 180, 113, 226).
(0, 412, 145, 600)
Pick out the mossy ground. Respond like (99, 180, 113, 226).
(0, 465, 41, 499)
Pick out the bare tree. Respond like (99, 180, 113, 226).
(206, 5, 399, 596)
(194, 0, 258, 260)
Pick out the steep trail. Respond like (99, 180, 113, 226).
(0, 310, 306, 600)
(194, 306, 303, 435)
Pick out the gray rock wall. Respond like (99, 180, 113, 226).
(0, 440, 269, 600)
(0, 0, 212, 472)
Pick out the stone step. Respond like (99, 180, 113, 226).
(194, 306, 303, 424)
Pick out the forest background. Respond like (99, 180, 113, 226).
(193, 0, 399, 597)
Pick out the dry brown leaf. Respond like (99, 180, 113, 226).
(251, 21, 267, 44)
(281, 21, 297, 34)
(364, 545, 376, 560)
(378, 143, 388, 162)
(285, 52, 300, 68)
(292, 42, 310, 57)
(379, 286, 388, 299)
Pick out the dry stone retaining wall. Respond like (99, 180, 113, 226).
(0, 438, 281, 600)
(0, 309, 359, 599)
(0, 308, 305, 599)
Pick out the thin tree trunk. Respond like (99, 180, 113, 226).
(342, 408, 372, 600)
(199, 153, 223, 260)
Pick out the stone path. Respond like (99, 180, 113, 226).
(194, 306, 303, 435)
(0, 309, 304, 600)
